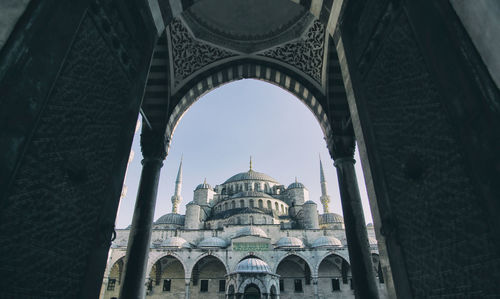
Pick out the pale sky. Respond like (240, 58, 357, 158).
(115, 79, 373, 228)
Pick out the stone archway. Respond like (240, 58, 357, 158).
(275, 254, 313, 298)
(243, 283, 260, 299)
(190, 255, 228, 299)
(147, 255, 186, 298)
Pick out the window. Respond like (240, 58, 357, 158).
(275, 202, 279, 211)
(201, 280, 209, 292)
(255, 183, 260, 191)
(249, 199, 254, 208)
(263, 217, 267, 224)
(294, 279, 303, 292)
(267, 200, 272, 209)
(163, 279, 171, 292)
(279, 279, 284, 292)
(281, 205, 284, 213)
(107, 279, 116, 291)
(240, 200, 245, 208)
(249, 216, 254, 224)
(219, 280, 226, 292)
(332, 278, 340, 291)
(237, 217, 241, 224)
(258, 199, 263, 208)
(231, 201, 236, 209)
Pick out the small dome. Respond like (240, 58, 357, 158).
(196, 181, 212, 190)
(276, 237, 304, 248)
(319, 213, 344, 224)
(224, 170, 279, 184)
(288, 181, 305, 189)
(368, 237, 378, 246)
(198, 236, 227, 248)
(155, 213, 185, 225)
(235, 226, 268, 238)
(234, 258, 271, 274)
(304, 200, 316, 205)
(162, 237, 191, 248)
(312, 236, 342, 248)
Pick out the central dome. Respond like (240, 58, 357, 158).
(224, 170, 278, 184)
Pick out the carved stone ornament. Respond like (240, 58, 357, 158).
(140, 129, 169, 161)
(259, 21, 325, 83)
(169, 18, 236, 86)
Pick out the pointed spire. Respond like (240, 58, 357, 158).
(249, 156, 253, 171)
(171, 157, 183, 214)
(319, 154, 326, 183)
(319, 154, 331, 213)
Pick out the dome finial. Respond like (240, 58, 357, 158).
(249, 156, 253, 171)
(295, 176, 298, 183)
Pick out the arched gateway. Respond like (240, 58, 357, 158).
(1, 0, 499, 298)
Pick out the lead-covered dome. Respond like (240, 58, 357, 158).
(312, 236, 342, 248)
(234, 258, 271, 274)
(288, 181, 305, 189)
(235, 226, 268, 238)
(195, 181, 212, 190)
(276, 237, 304, 249)
(162, 237, 192, 248)
(319, 213, 344, 224)
(198, 237, 227, 248)
(155, 213, 185, 225)
(224, 170, 278, 184)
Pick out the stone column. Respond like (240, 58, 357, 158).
(185, 279, 190, 299)
(327, 134, 379, 299)
(312, 276, 319, 299)
(120, 129, 168, 299)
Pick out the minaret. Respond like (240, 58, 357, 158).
(319, 155, 331, 213)
(171, 157, 183, 214)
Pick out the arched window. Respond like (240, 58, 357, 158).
(267, 200, 272, 210)
(249, 216, 254, 224)
(264, 184, 269, 193)
(249, 199, 254, 208)
(281, 205, 284, 213)
(224, 202, 228, 211)
(255, 183, 260, 191)
(263, 217, 267, 224)
(275, 202, 279, 211)
(231, 201, 236, 209)
(240, 200, 245, 208)
(237, 217, 241, 224)
(258, 199, 263, 208)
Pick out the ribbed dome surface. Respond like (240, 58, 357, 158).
(234, 258, 271, 273)
(155, 213, 185, 225)
(195, 182, 212, 190)
(288, 181, 305, 189)
(312, 236, 342, 248)
(276, 237, 304, 248)
(198, 237, 227, 248)
(235, 226, 268, 238)
(224, 170, 278, 184)
(162, 237, 191, 248)
(319, 213, 344, 224)
(230, 191, 273, 199)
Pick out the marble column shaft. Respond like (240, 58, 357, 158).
(334, 157, 379, 299)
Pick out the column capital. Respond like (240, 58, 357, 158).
(140, 128, 170, 161)
(325, 131, 355, 161)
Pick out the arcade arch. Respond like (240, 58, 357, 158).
(275, 254, 313, 299)
(317, 254, 351, 297)
(147, 255, 185, 298)
(190, 255, 228, 299)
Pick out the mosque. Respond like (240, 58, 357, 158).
(101, 159, 387, 299)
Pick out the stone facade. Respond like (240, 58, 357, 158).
(101, 160, 387, 298)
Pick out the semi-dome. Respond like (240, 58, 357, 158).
(198, 237, 227, 248)
(235, 226, 268, 238)
(288, 181, 305, 189)
(230, 191, 273, 199)
(224, 170, 278, 184)
(162, 237, 192, 248)
(319, 213, 344, 224)
(234, 258, 271, 274)
(155, 213, 185, 225)
(312, 236, 342, 248)
(275, 237, 304, 248)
